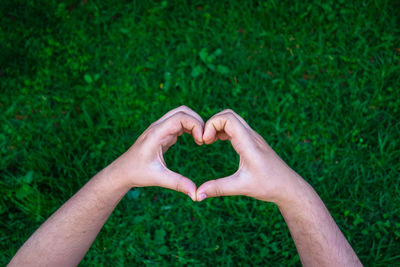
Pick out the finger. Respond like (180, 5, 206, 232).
(161, 135, 177, 154)
(154, 111, 204, 146)
(214, 109, 252, 130)
(196, 174, 245, 201)
(203, 112, 252, 155)
(157, 170, 197, 201)
(203, 110, 249, 144)
(216, 131, 230, 141)
(154, 105, 204, 126)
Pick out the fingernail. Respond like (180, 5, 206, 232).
(198, 193, 207, 201)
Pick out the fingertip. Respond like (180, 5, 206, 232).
(186, 185, 197, 202)
(198, 193, 207, 201)
(203, 138, 212, 145)
(196, 191, 207, 202)
(187, 192, 196, 201)
(196, 138, 203, 146)
(202, 127, 214, 144)
(195, 182, 209, 201)
(193, 126, 204, 145)
(166, 171, 197, 199)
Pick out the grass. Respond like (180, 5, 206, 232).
(1, 0, 399, 265)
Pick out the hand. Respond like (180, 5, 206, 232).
(196, 109, 300, 204)
(109, 106, 204, 201)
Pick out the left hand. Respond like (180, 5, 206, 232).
(108, 106, 204, 201)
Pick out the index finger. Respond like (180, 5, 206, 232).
(203, 110, 253, 156)
(153, 111, 204, 146)
(154, 105, 204, 126)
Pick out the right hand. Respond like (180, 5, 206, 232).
(196, 109, 301, 204)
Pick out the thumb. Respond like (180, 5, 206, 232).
(196, 174, 244, 201)
(156, 170, 197, 201)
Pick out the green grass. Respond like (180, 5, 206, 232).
(1, 0, 399, 265)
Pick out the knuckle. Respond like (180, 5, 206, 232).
(167, 111, 187, 124)
(140, 125, 155, 140)
(178, 105, 189, 109)
(177, 105, 190, 113)
(175, 111, 187, 118)
(225, 113, 236, 121)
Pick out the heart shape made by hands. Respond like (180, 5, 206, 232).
(164, 133, 239, 191)
(131, 106, 278, 203)
(153, 107, 259, 202)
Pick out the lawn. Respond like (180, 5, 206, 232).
(1, 0, 399, 265)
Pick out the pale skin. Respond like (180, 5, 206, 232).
(196, 109, 362, 267)
(9, 106, 362, 267)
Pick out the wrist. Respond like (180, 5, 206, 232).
(102, 160, 135, 192)
(274, 173, 314, 209)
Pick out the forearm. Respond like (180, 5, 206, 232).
(9, 164, 131, 267)
(9, 106, 202, 266)
(277, 174, 362, 267)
